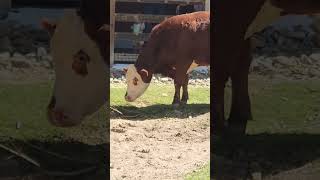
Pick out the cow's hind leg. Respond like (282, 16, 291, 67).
(180, 75, 189, 105)
(172, 83, 181, 107)
(228, 40, 252, 135)
(172, 61, 191, 108)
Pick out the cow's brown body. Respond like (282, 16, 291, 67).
(212, 0, 320, 135)
(135, 11, 210, 105)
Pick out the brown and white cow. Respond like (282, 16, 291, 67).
(42, 0, 109, 127)
(124, 11, 210, 106)
(212, 0, 320, 135)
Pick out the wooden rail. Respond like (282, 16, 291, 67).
(11, 0, 80, 8)
(116, 13, 171, 23)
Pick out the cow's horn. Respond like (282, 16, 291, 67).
(140, 69, 149, 77)
(99, 24, 110, 31)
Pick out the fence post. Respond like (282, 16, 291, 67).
(110, 0, 115, 65)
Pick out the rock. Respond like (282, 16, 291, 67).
(300, 54, 313, 65)
(308, 69, 320, 77)
(309, 53, 320, 62)
(0, 52, 10, 59)
(160, 77, 169, 82)
(285, 31, 306, 40)
(11, 59, 31, 68)
(37, 47, 47, 60)
(40, 61, 51, 69)
(273, 56, 297, 66)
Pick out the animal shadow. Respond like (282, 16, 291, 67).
(111, 103, 210, 120)
(213, 133, 320, 179)
(0, 139, 108, 180)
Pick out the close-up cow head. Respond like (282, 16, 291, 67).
(42, 10, 108, 127)
(124, 64, 151, 102)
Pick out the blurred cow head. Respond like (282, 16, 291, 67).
(124, 64, 151, 102)
(42, 10, 108, 127)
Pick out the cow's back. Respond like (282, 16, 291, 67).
(148, 11, 210, 66)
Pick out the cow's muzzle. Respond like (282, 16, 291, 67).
(47, 96, 74, 127)
(124, 92, 134, 102)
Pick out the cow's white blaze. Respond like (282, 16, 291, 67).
(245, 0, 283, 39)
(125, 64, 150, 102)
(50, 10, 107, 125)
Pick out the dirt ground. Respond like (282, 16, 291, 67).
(110, 113, 210, 180)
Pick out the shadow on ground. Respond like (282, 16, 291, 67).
(111, 103, 210, 120)
(0, 139, 108, 180)
(213, 133, 320, 179)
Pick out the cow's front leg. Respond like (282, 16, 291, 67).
(212, 69, 228, 135)
(172, 83, 181, 107)
(228, 40, 252, 135)
(181, 75, 189, 105)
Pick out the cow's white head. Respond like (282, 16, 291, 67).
(42, 10, 108, 127)
(124, 64, 151, 102)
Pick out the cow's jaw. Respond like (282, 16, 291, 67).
(48, 10, 108, 127)
(125, 64, 150, 102)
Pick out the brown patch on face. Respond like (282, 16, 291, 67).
(133, 77, 138, 86)
(72, 50, 90, 77)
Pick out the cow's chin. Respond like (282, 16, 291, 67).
(48, 113, 83, 127)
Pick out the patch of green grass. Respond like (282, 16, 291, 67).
(111, 84, 210, 105)
(0, 82, 107, 144)
(232, 79, 320, 134)
(185, 163, 210, 180)
(111, 84, 210, 119)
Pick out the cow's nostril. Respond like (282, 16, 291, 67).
(125, 92, 128, 96)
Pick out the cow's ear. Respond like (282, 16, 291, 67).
(123, 68, 128, 73)
(41, 18, 56, 36)
(140, 69, 149, 77)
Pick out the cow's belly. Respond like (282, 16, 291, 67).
(245, 0, 283, 39)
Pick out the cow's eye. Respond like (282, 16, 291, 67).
(133, 77, 138, 85)
(72, 50, 90, 77)
(75, 50, 90, 63)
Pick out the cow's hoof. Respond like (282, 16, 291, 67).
(179, 101, 187, 106)
(227, 123, 247, 136)
(172, 103, 180, 108)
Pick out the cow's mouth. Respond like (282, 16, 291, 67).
(124, 92, 134, 102)
(47, 96, 80, 127)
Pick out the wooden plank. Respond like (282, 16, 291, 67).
(116, 13, 171, 23)
(116, 0, 204, 4)
(114, 53, 138, 63)
(115, 32, 150, 42)
(205, 0, 209, 11)
(110, 0, 116, 65)
(11, 0, 80, 8)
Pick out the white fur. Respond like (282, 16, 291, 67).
(125, 64, 150, 101)
(187, 61, 199, 74)
(50, 10, 108, 124)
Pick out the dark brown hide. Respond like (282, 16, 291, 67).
(212, 0, 320, 135)
(134, 11, 210, 105)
